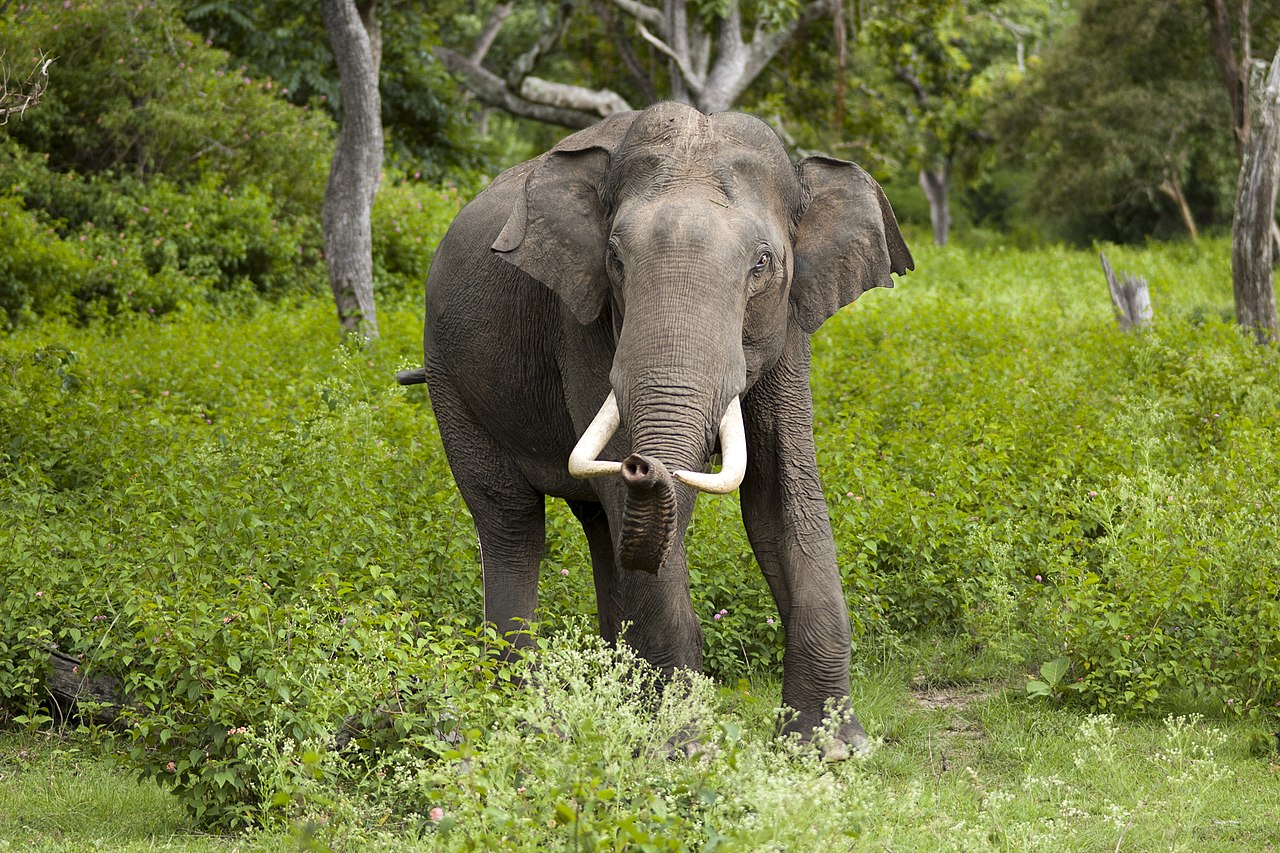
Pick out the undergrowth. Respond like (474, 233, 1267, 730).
(2, 238, 1279, 833)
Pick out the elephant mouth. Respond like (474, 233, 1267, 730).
(567, 390, 747, 495)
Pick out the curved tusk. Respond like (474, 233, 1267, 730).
(673, 396, 746, 495)
(568, 391, 624, 479)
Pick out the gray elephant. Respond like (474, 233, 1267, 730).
(399, 101, 911, 757)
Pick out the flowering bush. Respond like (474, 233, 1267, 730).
(2, 237, 1279, 834)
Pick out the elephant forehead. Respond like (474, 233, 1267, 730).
(622, 101, 714, 150)
(609, 109, 799, 218)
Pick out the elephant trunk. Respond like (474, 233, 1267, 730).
(567, 391, 746, 574)
(616, 454, 679, 574)
(568, 392, 746, 493)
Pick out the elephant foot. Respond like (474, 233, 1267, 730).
(779, 700, 871, 761)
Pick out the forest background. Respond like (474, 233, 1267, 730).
(3, 1, 1280, 848)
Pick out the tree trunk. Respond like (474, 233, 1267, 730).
(1203, 0, 1251, 156)
(1100, 252, 1153, 331)
(321, 0, 383, 341)
(919, 164, 951, 246)
(1159, 175, 1199, 241)
(44, 648, 125, 724)
(1232, 49, 1280, 343)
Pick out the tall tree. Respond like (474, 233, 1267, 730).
(435, 0, 837, 128)
(1008, 0, 1239, 244)
(1231, 44, 1280, 341)
(321, 0, 382, 341)
(1201, 0, 1280, 340)
(858, 0, 1054, 246)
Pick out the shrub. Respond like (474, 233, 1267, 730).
(0, 0, 336, 325)
(2, 239, 1279, 834)
(1, 0, 333, 215)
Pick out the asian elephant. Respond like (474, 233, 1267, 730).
(399, 101, 912, 757)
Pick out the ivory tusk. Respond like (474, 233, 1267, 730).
(568, 391, 624, 479)
(673, 396, 746, 495)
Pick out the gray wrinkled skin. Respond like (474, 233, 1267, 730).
(412, 102, 912, 755)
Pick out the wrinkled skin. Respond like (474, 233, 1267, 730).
(412, 102, 912, 755)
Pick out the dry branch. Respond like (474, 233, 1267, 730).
(1100, 252, 1153, 332)
(0, 53, 53, 124)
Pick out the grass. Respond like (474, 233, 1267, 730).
(2, 651, 1278, 851)
(0, 734, 243, 851)
(3, 236, 1280, 848)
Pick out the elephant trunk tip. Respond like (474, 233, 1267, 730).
(620, 453, 668, 490)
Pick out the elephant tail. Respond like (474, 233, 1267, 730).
(396, 367, 427, 386)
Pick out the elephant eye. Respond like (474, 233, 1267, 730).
(752, 251, 771, 275)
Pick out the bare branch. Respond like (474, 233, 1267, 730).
(697, 0, 831, 112)
(609, 0, 665, 32)
(435, 46, 601, 129)
(739, 0, 831, 90)
(0, 52, 53, 125)
(520, 76, 631, 116)
(471, 1, 515, 65)
(504, 2, 574, 89)
(594, 0, 657, 103)
(894, 66, 930, 107)
(637, 20, 703, 94)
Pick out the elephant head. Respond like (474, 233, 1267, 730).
(493, 102, 912, 574)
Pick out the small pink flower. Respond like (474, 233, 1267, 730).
(713, 613, 722, 621)
(429, 807, 444, 821)
(560, 569, 569, 576)
(35, 591, 43, 597)
(1226, 698, 1235, 706)
(719, 609, 728, 615)
(166, 761, 176, 772)
(1034, 575, 1042, 582)
(766, 617, 775, 625)
(1088, 491, 1098, 498)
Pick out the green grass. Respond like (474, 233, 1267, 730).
(0, 734, 243, 851)
(3, 236, 1280, 846)
(3, 656, 1277, 851)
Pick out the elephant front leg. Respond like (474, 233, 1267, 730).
(740, 332, 868, 758)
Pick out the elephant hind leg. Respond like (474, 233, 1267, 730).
(567, 499, 622, 645)
(429, 378, 545, 650)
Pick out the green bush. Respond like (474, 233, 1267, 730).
(1, 0, 333, 213)
(371, 176, 470, 299)
(2, 239, 1279, 833)
(0, 0, 337, 326)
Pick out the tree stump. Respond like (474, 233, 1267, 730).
(1099, 252, 1152, 331)
(42, 649, 125, 724)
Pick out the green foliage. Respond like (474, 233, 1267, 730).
(1, 0, 333, 209)
(183, 1, 494, 180)
(0, 141, 322, 325)
(371, 177, 470, 298)
(0, 1, 470, 328)
(2, 238, 1279, 835)
(999, 0, 1278, 242)
(809, 239, 1280, 717)
(0, 0, 338, 326)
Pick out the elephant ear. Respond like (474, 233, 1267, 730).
(492, 112, 639, 324)
(791, 155, 914, 334)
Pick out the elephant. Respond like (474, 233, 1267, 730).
(398, 101, 912, 757)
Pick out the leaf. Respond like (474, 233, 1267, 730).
(226, 654, 241, 673)
(1040, 657, 1070, 687)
